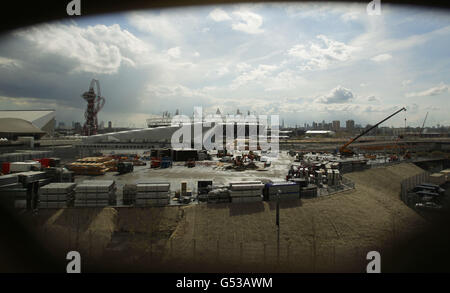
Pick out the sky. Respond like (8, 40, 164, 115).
(0, 2, 449, 128)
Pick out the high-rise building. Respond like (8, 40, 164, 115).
(346, 120, 355, 130)
(332, 120, 340, 131)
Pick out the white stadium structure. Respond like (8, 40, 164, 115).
(0, 110, 55, 137)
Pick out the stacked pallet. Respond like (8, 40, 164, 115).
(264, 182, 300, 201)
(135, 182, 170, 206)
(229, 181, 263, 203)
(39, 183, 76, 208)
(74, 180, 116, 207)
(67, 157, 116, 175)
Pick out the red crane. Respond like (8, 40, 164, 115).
(82, 79, 105, 136)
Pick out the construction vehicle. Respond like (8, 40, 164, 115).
(117, 161, 133, 174)
(339, 107, 407, 156)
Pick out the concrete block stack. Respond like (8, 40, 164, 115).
(300, 184, 318, 198)
(0, 174, 24, 208)
(39, 183, 76, 208)
(123, 184, 137, 205)
(135, 182, 170, 206)
(229, 181, 263, 203)
(264, 182, 300, 201)
(74, 180, 116, 207)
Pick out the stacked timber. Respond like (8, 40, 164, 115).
(229, 181, 263, 203)
(74, 180, 116, 207)
(67, 157, 116, 175)
(39, 183, 76, 208)
(264, 182, 300, 201)
(135, 182, 170, 206)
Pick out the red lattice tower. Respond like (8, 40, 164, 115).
(81, 79, 105, 136)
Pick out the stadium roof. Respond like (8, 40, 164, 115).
(0, 110, 55, 129)
(0, 118, 46, 138)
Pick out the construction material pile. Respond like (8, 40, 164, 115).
(263, 182, 300, 201)
(123, 184, 137, 205)
(0, 174, 25, 208)
(67, 156, 116, 175)
(39, 183, 76, 208)
(229, 181, 264, 203)
(135, 182, 170, 206)
(204, 187, 230, 203)
(74, 180, 116, 207)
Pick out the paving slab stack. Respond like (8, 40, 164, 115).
(74, 180, 116, 207)
(0, 174, 24, 208)
(229, 181, 264, 203)
(39, 183, 76, 208)
(123, 184, 137, 205)
(135, 182, 170, 206)
(264, 181, 300, 201)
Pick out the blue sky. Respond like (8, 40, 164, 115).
(0, 2, 448, 128)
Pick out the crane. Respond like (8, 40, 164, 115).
(82, 79, 105, 136)
(420, 112, 428, 135)
(339, 107, 407, 156)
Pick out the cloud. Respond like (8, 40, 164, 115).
(371, 53, 392, 62)
(208, 8, 264, 34)
(288, 35, 356, 70)
(167, 47, 181, 58)
(316, 86, 355, 104)
(209, 8, 231, 22)
(15, 23, 150, 74)
(231, 10, 264, 34)
(367, 95, 379, 102)
(406, 83, 449, 97)
(402, 80, 412, 87)
(230, 64, 278, 88)
(127, 12, 182, 42)
(0, 56, 21, 69)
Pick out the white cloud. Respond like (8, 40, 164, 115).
(231, 10, 264, 34)
(288, 35, 356, 70)
(230, 64, 278, 88)
(371, 53, 392, 62)
(402, 80, 412, 87)
(209, 8, 231, 22)
(406, 83, 449, 97)
(16, 23, 150, 74)
(316, 86, 355, 104)
(0, 56, 21, 69)
(167, 47, 181, 58)
(127, 12, 182, 42)
(367, 95, 379, 102)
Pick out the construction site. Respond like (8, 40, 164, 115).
(1, 79, 450, 273)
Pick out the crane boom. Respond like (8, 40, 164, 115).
(340, 107, 407, 153)
(420, 112, 428, 134)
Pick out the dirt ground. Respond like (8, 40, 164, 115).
(28, 162, 430, 272)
